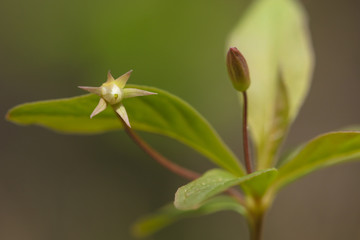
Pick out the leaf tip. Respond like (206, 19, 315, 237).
(5, 106, 17, 123)
(130, 223, 145, 239)
(5, 110, 11, 121)
(173, 189, 181, 209)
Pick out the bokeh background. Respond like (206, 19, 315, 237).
(1, 0, 360, 239)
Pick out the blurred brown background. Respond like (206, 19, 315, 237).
(1, 0, 360, 239)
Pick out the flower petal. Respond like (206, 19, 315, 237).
(90, 98, 107, 118)
(78, 86, 102, 96)
(123, 88, 157, 99)
(106, 70, 115, 83)
(115, 70, 133, 88)
(115, 103, 131, 127)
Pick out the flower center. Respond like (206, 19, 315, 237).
(101, 83, 123, 105)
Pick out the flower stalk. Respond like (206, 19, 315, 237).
(227, 47, 253, 173)
(117, 113, 247, 205)
(116, 113, 201, 180)
(242, 91, 252, 174)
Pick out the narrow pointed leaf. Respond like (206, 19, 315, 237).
(132, 196, 246, 238)
(272, 132, 360, 191)
(6, 85, 244, 176)
(227, 0, 314, 169)
(90, 98, 107, 118)
(123, 88, 157, 99)
(174, 168, 276, 210)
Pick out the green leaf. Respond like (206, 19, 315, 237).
(174, 168, 276, 210)
(241, 168, 278, 198)
(272, 132, 360, 191)
(6, 85, 244, 176)
(227, 0, 314, 169)
(256, 76, 290, 169)
(132, 196, 245, 238)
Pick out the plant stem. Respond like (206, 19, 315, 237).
(249, 212, 264, 240)
(226, 188, 247, 206)
(116, 115, 200, 180)
(115, 113, 247, 205)
(242, 91, 252, 173)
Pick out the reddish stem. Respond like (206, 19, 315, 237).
(118, 116, 200, 180)
(242, 91, 253, 173)
(116, 113, 246, 205)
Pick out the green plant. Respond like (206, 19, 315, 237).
(5, 0, 360, 239)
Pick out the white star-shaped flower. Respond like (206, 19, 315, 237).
(79, 70, 157, 127)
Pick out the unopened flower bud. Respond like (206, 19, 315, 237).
(226, 47, 250, 92)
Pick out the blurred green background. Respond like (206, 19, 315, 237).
(1, 0, 360, 239)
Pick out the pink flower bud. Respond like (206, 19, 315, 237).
(226, 47, 250, 92)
